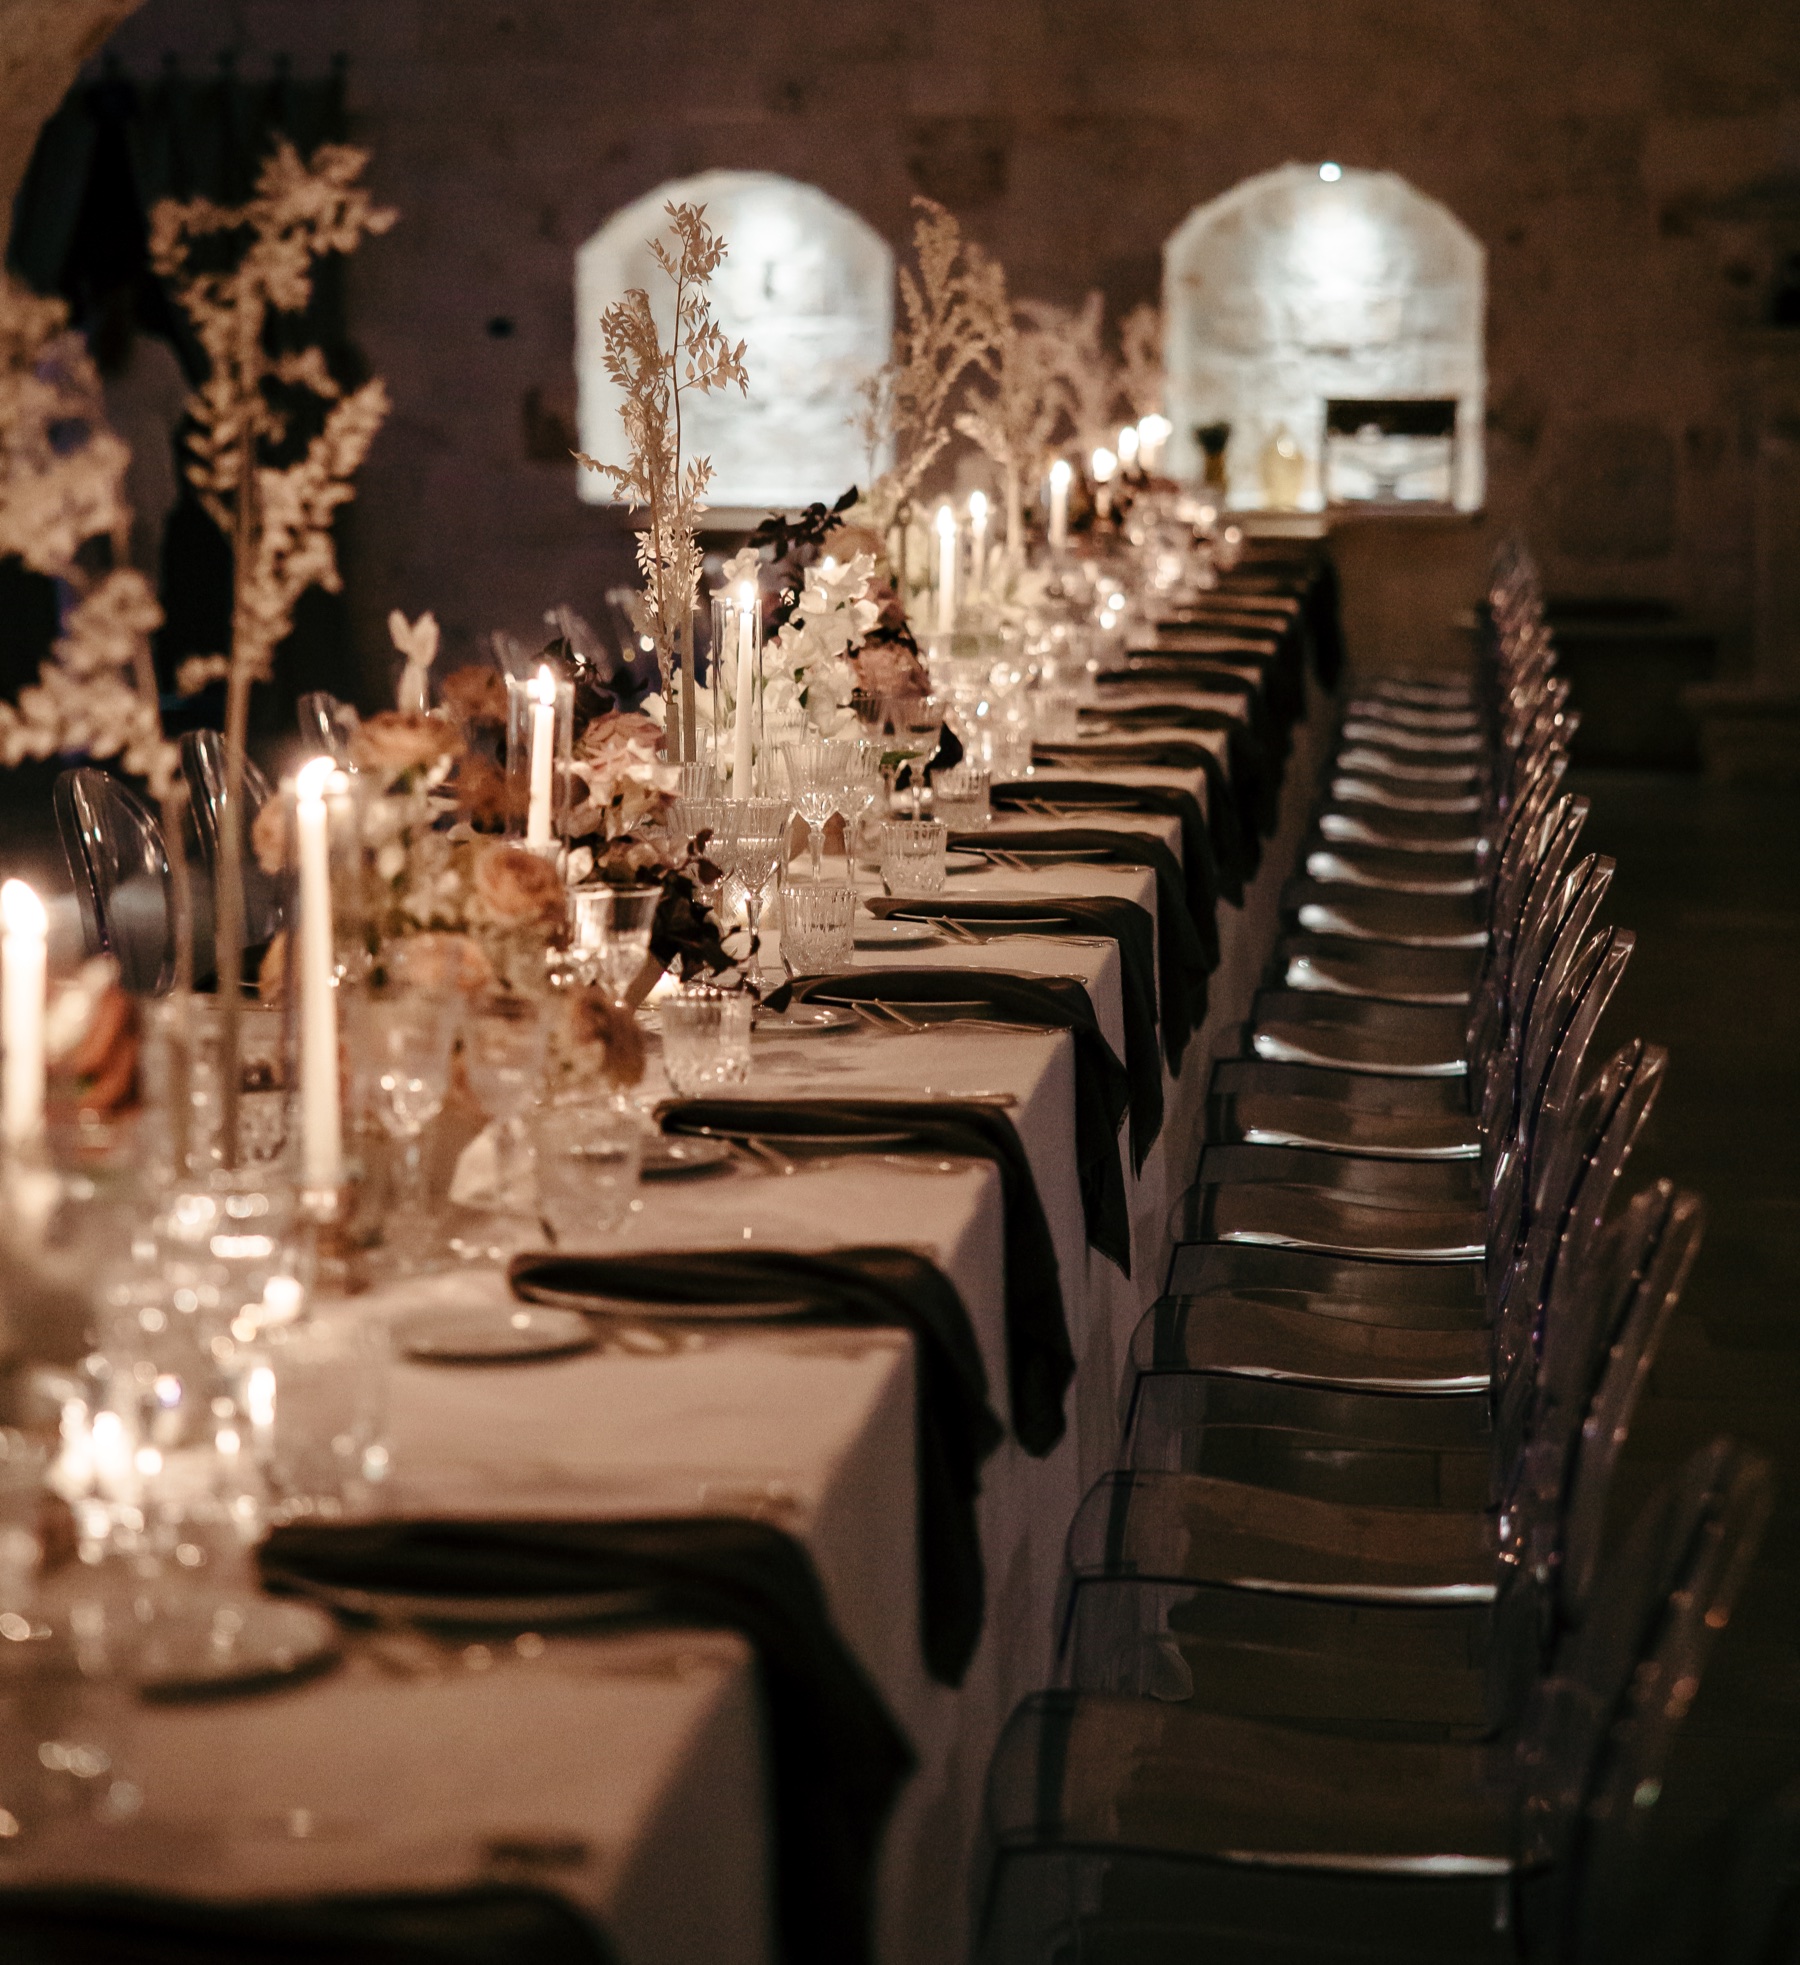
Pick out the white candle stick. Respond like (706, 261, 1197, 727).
(1048, 459, 1072, 553)
(731, 583, 757, 799)
(1137, 413, 1172, 471)
(934, 503, 958, 635)
(294, 758, 344, 1191)
(526, 664, 557, 849)
(1, 880, 46, 1153)
(967, 490, 988, 597)
(1117, 424, 1140, 472)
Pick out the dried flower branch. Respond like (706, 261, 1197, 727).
(855, 199, 1000, 546)
(1021, 290, 1121, 459)
(151, 137, 395, 1164)
(575, 201, 748, 766)
(1117, 302, 1163, 422)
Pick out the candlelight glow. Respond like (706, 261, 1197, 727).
(1117, 426, 1139, 467)
(295, 755, 338, 805)
(1049, 459, 1073, 490)
(531, 663, 557, 707)
(1091, 447, 1118, 484)
(967, 489, 987, 524)
(0, 881, 44, 939)
(935, 503, 956, 538)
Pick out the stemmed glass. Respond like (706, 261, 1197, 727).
(854, 692, 944, 819)
(570, 886, 662, 1006)
(460, 992, 550, 1252)
(715, 797, 790, 972)
(781, 740, 856, 879)
(834, 740, 884, 872)
(354, 990, 460, 1272)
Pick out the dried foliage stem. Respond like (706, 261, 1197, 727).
(152, 139, 395, 1165)
(576, 203, 747, 766)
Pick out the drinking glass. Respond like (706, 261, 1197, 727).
(530, 1099, 643, 1246)
(880, 820, 948, 898)
(777, 881, 857, 975)
(660, 987, 753, 1095)
(834, 740, 884, 871)
(570, 886, 662, 1006)
(932, 763, 991, 832)
(461, 992, 551, 1231)
(715, 797, 790, 968)
(781, 740, 857, 879)
(855, 693, 944, 819)
(1035, 683, 1083, 744)
(352, 991, 459, 1270)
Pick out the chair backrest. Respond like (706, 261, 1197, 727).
(179, 729, 284, 947)
(52, 767, 175, 995)
(1548, 1441, 1772, 1962)
(298, 690, 361, 766)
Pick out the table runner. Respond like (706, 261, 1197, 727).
(508, 1246, 1003, 1687)
(655, 1093, 1087, 1417)
(261, 1516, 910, 1965)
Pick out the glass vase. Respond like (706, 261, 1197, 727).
(709, 587, 765, 796)
(504, 663, 575, 858)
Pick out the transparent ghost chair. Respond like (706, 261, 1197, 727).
(53, 769, 181, 995)
(179, 729, 283, 950)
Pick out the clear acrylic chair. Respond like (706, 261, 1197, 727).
(53, 768, 178, 995)
(179, 728, 284, 949)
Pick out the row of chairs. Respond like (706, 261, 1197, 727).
(977, 544, 1772, 1962)
(55, 692, 359, 992)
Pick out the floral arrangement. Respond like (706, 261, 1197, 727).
(1022, 290, 1120, 462)
(569, 709, 679, 843)
(389, 608, 440, 711)
(576, 202, 748, 766)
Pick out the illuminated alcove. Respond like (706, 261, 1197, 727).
(576, 170, 893, 513)
(1164, 163, 1486, 510)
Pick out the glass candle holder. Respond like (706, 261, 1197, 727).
(504, 662, 575, 857)
(710, 585, 765, 799)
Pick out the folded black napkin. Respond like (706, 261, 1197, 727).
(1034, 737, 1261, 883)
(955, 821, 1226, 982)
(781, 954, 1147, 1215)
(0, 1884, 614, 1964)
(848, 899, 1163, 1179)
(260, 1517, 910, 1965)
(508, 1245, 1002, 1687)
(992, 776, 1228, 916)
(1087, 699, 1281, 834)
(660, 1084, 1093, 1402)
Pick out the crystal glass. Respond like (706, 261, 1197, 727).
(1035, 683, 1083, 744)
(530, 1098, 643, 1246)
(880, 819, 948, 898)
(709, 586, 765, 796)
(932, 763, 991, 832)
(461, 992, 551, 1232)
(714, 797, 790, 970)
(778, 881, 857, 975)
(834, 740, 884, 871)
(350, 990, 459, 1271)
(569, 886, 662, 1005)
(854, 692, 944, 820)
(781, 740, 857, 879)
(660, 987, 753, 1095)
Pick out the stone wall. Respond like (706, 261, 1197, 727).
(73, 0, 1800, 695)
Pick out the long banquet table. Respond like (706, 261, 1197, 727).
(6, 582, 1335, 1965)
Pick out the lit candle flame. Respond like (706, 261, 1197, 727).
(531, 663, 556, 707)
(1049, 459, 1073, 490)
(0, 879, 45, 938)
(1091, 447, 1118, 484)
(967, 489, 987, 524)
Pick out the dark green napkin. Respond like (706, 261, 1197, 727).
(780, 955, 1147, 1209)
(659, 1086, 1092, 1406)
(992, 777, 1226, 921)
(260, 1517, 910, 1965)
(1034, 736, 1260, 883)
(872, 880, 1194, 1100)
(508, 1245, 1002, 1686)
(955, 817, 1226, 970)
(0, 1885, 614, 1964)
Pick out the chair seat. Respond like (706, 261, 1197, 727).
(1326, 775, 1485, 817)
(1339, 720, 1487, 755)
(1249, 993, 1471, 1076)
(1196, 1185, 1488, 1261)
(1303, 845, 1482, 895)
(1278, 936, 1481, 1005)
(1335, 747, 1485, 786)
(1212, 1057, 1472, 1117)
(1316, 808, 1485, 855)
(1211, 1088, 1482, 1159)
(1199, 1144, 1481, 1205)
(1168, 1244, 1489, 1330)
(1344, 699, 1482, 734)
(1286, 883, 1489, 949)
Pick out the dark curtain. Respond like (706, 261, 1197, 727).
(6, 53, 369, 765)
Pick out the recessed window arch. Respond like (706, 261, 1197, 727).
(1164, 163, 1486, 511)
(575, 169, 894, 513)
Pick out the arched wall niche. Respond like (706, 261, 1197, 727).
(1164, 163, 1486, 511)
(576, 169, 893, 513)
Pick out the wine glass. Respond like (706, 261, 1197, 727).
(353, 990, 460, 1272)
(781, 740, 856, 879)
(715, 797, 790, 973)
(855, 693, 944, 819)
(460, 992, 550, 1251)
(570, 886, 662, 1006)
(833, 740, 884, 872)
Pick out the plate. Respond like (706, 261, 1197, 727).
(753, 1004, 859, 1036)
(134, 1593, 340, 1700)
(394, 1305, 598, 1364)
(640, 1135, 736, 1179)
(853, 919, 942, 948)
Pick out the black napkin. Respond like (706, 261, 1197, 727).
(1086, 701, 1280, 836)
(260, 1517, 910, 1965)
(872, 888, 1194, 1108)
(0, 1884, 614, 1964)
(508, 1245, 1002, 1687)
(660, 1086, 1092, 1407)
(775, 958, 1146, 1220)
(1033, 737, 1260, 884)
(955, 825, 1226, 978)
(992, 776, 1226, 921)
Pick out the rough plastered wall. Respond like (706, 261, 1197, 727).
(70, 0, 1800, 693)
